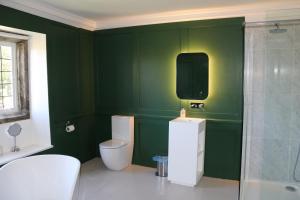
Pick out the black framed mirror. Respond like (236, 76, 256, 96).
(176, 53, 209, 100)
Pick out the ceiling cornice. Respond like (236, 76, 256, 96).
(1, 0, 300, 31)
(0, 0, 96, 30)
(96, 1, 300, 30)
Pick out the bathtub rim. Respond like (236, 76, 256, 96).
(0, 154, 81, 200)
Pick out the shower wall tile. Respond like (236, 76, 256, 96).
(248, 138, 264, 179)
(252, 50, 266, 93)
(290, 94, 300, 139)
(263, 92, 292, 139)
(265, 49, 293, 93)
(252, 28, 268, 51)
(248, 138, 290, 182)
(290, 49, 300, 140)
(288, 139, 300, 185)
(260, 139, 290, 182)
(292, 49, 300, 94)
(249, 104, 265, 138)
(295, 25, 300, 48)
(251, 91, 265, 108)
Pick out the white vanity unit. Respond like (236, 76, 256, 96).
(168, 117, 206, 187)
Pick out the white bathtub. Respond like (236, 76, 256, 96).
(0, 154, 80, 200)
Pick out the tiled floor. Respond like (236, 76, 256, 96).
(75, 158, 239, 200)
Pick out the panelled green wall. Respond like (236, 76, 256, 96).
(0, 4, 244, 180)
(94, 18, 244, 180)
(0, 5, 96, 162)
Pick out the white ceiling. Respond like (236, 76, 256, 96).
(1, 0, 300, 30)
(33, 0, 284, 20)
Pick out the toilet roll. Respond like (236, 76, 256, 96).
(66, 124, 75, 133)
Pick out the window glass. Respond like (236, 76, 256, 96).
(0, 43, 15, 111)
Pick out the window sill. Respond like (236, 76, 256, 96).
(0, 144, 53, 166)
(0, 112, 30, 124)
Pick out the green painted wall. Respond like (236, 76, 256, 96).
(0, 5, 244, 180)
(0, 5, 96, 162)
(94, 18, 244, 180)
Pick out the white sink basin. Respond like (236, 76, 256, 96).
(171, 117, 205, 123)
(168, 117, 206, 187)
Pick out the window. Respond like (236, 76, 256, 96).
(0, 32, 29, 123)
(0, 25, 52, 163)
(0, 42, 16, 111)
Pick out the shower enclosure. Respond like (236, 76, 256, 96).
(241, 20, 300, 200)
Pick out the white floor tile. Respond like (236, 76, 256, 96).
(75, 158, 239, 200)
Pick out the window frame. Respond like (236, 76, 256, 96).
(0, 41, 19, 114)
(0, 33, 30, 123)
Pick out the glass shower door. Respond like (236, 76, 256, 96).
(241, 21, 300, 200)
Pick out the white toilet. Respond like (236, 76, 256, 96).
(99, 115, 134, 170)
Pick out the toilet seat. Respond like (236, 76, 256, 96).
(100, 139, 128, 149)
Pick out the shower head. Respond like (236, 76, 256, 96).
(269, 23, 287, 34)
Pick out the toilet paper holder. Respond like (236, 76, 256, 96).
(65, 121, 75, 133)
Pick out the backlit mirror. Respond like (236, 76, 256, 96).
(176, 53, 209, 100)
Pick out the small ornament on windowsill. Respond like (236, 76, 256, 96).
(7, 123, 22, 152)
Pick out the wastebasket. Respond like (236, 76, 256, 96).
(152, 156, 168, 177)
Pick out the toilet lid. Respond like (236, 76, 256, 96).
(100, 139, 128, 149)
